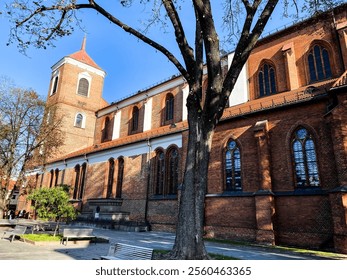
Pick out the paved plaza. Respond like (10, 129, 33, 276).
(1, 225, 347, 260)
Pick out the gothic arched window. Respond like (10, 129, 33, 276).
(102, 116, 113, 142)
(308, 44, 332, 83)
(116, 157, 124, 198)
(258, 63, 277, 97)
(155, 150, 165, 195)
(52, 76, 58, 95)
(73, 163, 87, 199)
(165, 94, 174, 122)
(292, 127, 320, 188)
(167, 147, 179, 195)
(49, 169, 54, 188)
(225, 140, 242, 191)
(131, 106, 139, 132)
(106, 158, 115, 198)
(77, 78, 89, 96)
(75, 113, 84, 128)
(54, 169, 59, 186)
(78, 163, 87, 199)
(73, 165, 80, 199)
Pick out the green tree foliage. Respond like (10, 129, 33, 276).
(27, 186, 76, 235)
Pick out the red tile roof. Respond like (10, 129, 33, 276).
(68, 37, 102, 70)
(49, 121, 189, 163)
(222, 79, 336, 120)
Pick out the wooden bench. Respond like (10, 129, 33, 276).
(61, 228, 96, 245)
(1, 225, 27, 242)
(100, 243, 153, 260)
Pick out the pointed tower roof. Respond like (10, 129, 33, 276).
(68, 37, 102, 70)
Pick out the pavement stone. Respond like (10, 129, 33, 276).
(0, 226, 347, 260)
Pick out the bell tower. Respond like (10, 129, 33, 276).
(46, 37, 108, 159)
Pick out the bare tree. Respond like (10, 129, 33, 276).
(0, 77, 63, 219)
(5, 0, 341, 259)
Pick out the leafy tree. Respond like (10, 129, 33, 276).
(27, 185, 77, 236)
(5, 0, 341, 259)
(0, 76, 64, 219)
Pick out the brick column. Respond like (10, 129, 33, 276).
(282, 42, 299, 90)
(327, 97, 347, 253)
(254, 120, 273, 191)
(329, 187, 347, 254)
(253, 120, 275, 244)
(328, 98, 347, 187)
(254, 191, 275, 244)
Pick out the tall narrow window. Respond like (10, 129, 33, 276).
(75, 113, 84, 128)
(49, 169, 54, 188)
(52, 76, 58, 95)
(78, 163, 87, 199)
(77, 78, 89, 96)
(131, 106, 139, 132)
(116, 157, 124, 198)
(155, 150, 165, 195)
(54, 169, 59, 186)
(73, 165, 80, 199)
(225, 140, 242, 191)
(73, 163, 87, 200)
(165, 94, 174, 121)
(308, 45, 332, 83)
(102, 117, 113, 142)
(35, 173, 40, 188)
(258, 63, 277, 97)
(167, 147, 179, 195)
(106, 158, 115, 198)
(60, 169, 65, 185)
(292, 127, 320, 187)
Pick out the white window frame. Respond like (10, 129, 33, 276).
(74, 112, 86, 129)
(50, 70, 60, 96)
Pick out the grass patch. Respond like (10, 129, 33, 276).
(21, 234, 62, 242)
(273, 245, 346, 259)
(204, 237, 346, 259)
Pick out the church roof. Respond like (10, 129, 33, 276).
(49, 121, 189, 163)
(68, 37, 102, 70)
(332, 70, 347, 89)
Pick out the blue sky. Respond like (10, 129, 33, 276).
(0, 2, 296, 104)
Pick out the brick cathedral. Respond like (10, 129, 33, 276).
(21, 4, 347, 253)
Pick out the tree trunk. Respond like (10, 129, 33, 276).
(170, 106, 215, 259)
(0, 187, 11, 219)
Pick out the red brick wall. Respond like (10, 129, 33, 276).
(274, 195, 333, 249)
(205, 196, 257, 241)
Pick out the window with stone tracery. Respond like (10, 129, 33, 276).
(292, 127, 320, 188)
(258, 62, 277, 97)
(308, 44, 332, 83)
(225, 140, 242, 191)
(166, 147, 179, 195)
